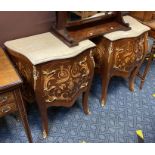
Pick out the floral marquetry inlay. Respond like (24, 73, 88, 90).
(113, 36, 145, 72)
(42, 56, 91, 103)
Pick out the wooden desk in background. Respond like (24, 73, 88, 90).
(0, 48, 32, 143)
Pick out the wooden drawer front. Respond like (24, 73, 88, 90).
(0, 103, 17, 117)
(0, 92, 17, 117)
(0, 92, 15, 107)
(39, 50, 94, 105)
(113, 34, 145, 72)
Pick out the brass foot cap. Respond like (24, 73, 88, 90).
(101, 100, 105, 107)
(87, 109, 91, 115)
(43, 130, 47, 139)
(129, 88, 134, 92)
(129, 84, 134, 92)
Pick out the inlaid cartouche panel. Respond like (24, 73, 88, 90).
(41, 54, 92, 104)
(113, 35, 145, 72)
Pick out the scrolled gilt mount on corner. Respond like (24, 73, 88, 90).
(51, 11, 131, 47)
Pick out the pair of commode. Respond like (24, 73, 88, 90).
(4, 15, 150, 138)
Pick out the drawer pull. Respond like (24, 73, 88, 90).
(89, 32, 93, 36)
(0, 96, 8, 104)
(80, 82, 88, 89)
(1, 105, 11, 113)
(45, 97, 57, 102)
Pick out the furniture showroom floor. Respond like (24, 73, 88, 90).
(0, 59, 155, 143)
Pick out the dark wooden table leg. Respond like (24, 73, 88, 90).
(82, 90, 91, 115)
(139, 54, 153, 89)
(82, 67, 94, 115)
(129, 67, 138, 91)
(129, 58, 145, 92)
(139, 42, 155, 89)
(38, 105, 48, 139)
(14, 88, 33, 143)
(82, 82, 93, 115)
(101, 67, 110, 107)
(35, 94, 48, 139)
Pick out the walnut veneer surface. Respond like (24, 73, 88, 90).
(0, 48, 32, 142)
(0, 48, 21, 90)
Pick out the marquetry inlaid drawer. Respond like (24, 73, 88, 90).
(0, 92, 17, 117)
(0, 103, 17, 117)
(39, 50, 94, 105)
(112, 35, 145, 72)
(0, 92, 15, 106)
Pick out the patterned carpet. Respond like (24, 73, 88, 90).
(1, 41, 155, 143)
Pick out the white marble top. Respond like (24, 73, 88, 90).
(104, 15, 150, 41)
(5, 32, 96, 65)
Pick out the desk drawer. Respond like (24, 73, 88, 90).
(0, 92, 15, 107)
(0, 92, 17, 117)
(0, 103, 17, 117)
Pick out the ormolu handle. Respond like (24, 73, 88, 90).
(1, 105, 11, 113)
(80, 82, 88, 89)
(45, 97, 57, 102)
(0, 96, 8, 104)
